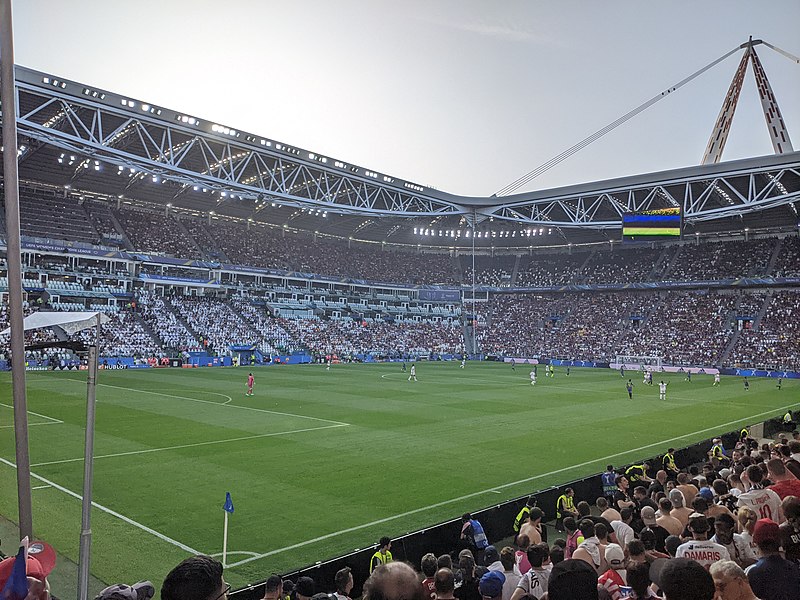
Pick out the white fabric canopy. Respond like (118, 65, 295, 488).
(1, 311, 110, 336)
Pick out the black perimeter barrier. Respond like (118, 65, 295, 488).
(230, 417, 787, 600)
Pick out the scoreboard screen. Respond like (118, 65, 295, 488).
(622, 207, 681, 242)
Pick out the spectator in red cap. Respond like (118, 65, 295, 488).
(745, 518, 800, 600)
(0, 540, 57, 600)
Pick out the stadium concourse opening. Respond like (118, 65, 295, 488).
(1, 18, 800, 600)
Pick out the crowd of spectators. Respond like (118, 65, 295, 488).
(229, 297, 299, 355)
(774, 236, 800, 278)
(47, 429, 799, 600)
(515, 253, 589, 287)
(137, 291, 202, 351)
(279, 318, 464, 357)
(616, 292, 735, 367)
(668, 239, 775, 282)
(581, 247, 663, 285)
(169, 296, 260, 355)
(17, 192, 101, 246)
(730, 291, 800, 371)
(115, 209, 198, 258)
(70, 310, 163, 358)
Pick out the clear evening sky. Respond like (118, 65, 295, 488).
(11, 1, 800, 197)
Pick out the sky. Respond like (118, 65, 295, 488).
(10, 1, 800, 198)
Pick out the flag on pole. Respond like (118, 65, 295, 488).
(1, 537, 29, 600)
(223, 492, 234, 514)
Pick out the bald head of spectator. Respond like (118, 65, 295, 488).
(363, 562, 425, 600)
(433, 568, 455, 600)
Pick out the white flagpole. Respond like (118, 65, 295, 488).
(222, 509, 229, 568)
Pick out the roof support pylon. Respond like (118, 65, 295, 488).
(702, 38, 794, 164)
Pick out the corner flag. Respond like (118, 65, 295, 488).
(223, 492, 234, 514)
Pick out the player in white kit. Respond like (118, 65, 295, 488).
(659, 380, 669, 400)
(530, 369, 537, 386)
(408, 363, 417, 382)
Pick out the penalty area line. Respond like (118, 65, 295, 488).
(225, 400, 799, 568)
(0, 456, 200, 555)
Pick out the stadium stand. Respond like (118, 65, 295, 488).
(115, 208, 198, 258)
(17, 191, 100, 245)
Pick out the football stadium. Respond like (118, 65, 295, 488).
(1, 4, 800, 600)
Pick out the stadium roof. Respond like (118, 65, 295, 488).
(3, 66, 800, 249)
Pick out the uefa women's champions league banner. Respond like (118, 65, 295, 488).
(720, 367, 800, 379)
(610, 363, 721, 375)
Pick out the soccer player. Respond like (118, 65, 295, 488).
(685, 370, 692, 383)
(530, 369, 537, 386)
(626, 379, 634, 400)
(326, 358, 331, 371)
(713, 373, 721, 386)
(511, 358, 516, 372)
(549, 364, 555, 378)
(408, 363, 417, 382)
(777, 377, 783, 390)
(620, 365, 625, 378)
(246, 372, 254, 396)
(460, 357, 466, 369)
(658, 380, 669, 401)
(566, 366, 570, 376)
(743, 377, 750, 391)
(401, 361, 407, 372)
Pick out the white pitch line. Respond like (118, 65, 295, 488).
(0, 456, 200, 555)
(31, 484, 52, 490)
(209, 551, 260, 558)
(30, 423, 349, 467)
(0, 403, 63, 423)
(225, 400, 800, 568)
(64, 379, 349, 426)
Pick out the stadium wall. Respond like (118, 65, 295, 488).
(229, 416, 791, 600)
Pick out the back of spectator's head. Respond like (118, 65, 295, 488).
(595, 497, 608, 510)
(563, 516, 577, 532)
(363, 562, 424, 600)
(691, 496, 709, 513)
(265, 575, 283, 595)
(659, 497, 672, 513)
(664, 535, 681, 557)
(514, 533, 530, 550)
(577, 501, 591, 517)
(604, 544, 625, 570)
(421, 554, 438, 577)
(547, 559, 598, 600)
(437, 554, 453, 570)
(295, 577, 315, 600)
(526, 495, 537, 508)
(633, 486, 647, 498)
(433, 568, 455, 596)
(783, 495, 800, 522)
(578, 518, 595, 538)
(650, 558, 714, 600)
(526, 543, 549, 568)
(482, 546, 499, 567)
(620, 507, 633, 522)
(669, 488, 685, 508)
(639, 527, 657, 551)
(462, 513, 472, 523)
(548, 545, 565, 566)
(499, 547, 515, 572)
(711, 479, 729, 496)
(529, 507, 544, 522)
(626, 562, 653, 599)
(594, 522, 608, 541)
(552, 538, 567, 549)
(478, 571, 505, 600)
(688, 513, 710, 535)
(746, 463, 764, 484)
(752, 518, 781, 553)
(161, 555, 224, 600)
(767, 457, 787, 478)
(458, 550, 475, 574)
(627, 540, 646, 561)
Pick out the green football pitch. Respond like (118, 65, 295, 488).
(0, 363, 796, 592)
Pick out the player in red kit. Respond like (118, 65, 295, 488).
(246, 372, 254, 396)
